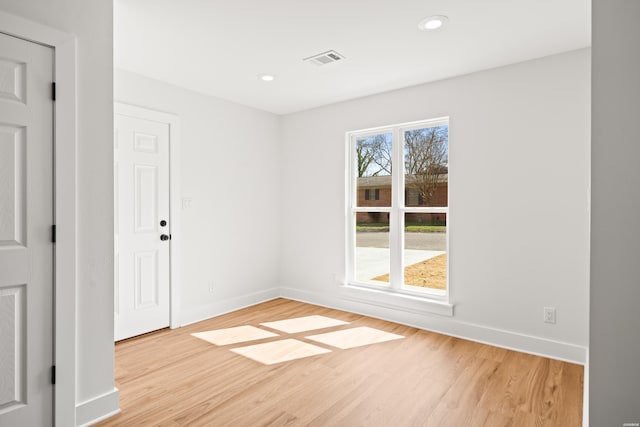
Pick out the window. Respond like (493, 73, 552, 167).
(347, 118, 449, 299)
(405, 189, 424, 206)
(364, 189, 380, 201)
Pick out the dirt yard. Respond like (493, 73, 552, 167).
(373, 254, 446, 290)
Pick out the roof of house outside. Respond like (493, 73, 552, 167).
(358, 174, 448, 188)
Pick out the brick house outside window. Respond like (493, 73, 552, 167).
(357, 174, 447, 224)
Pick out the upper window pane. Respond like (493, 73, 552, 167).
(356, 133, 392, 207)
(404, 126, 448, 207)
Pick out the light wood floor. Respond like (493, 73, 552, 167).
(97, 298, 583, 426)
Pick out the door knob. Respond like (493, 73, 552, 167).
(160, 234, 170, 241)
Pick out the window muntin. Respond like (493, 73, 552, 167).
(348, 118, 449, 298)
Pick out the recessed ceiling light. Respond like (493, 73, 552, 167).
(418, 15, 449, 31)
(260, 74, 275, 82)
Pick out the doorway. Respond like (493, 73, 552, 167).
(114, 103, 181, 341)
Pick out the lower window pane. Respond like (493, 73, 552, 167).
(355, 212, 390, 286)
(403, 212, 447, 291)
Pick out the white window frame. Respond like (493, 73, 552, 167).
(346, 117, 450, 304)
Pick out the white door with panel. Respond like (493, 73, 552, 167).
(0, 33, 54, 426)
(114, 113, 171, 341)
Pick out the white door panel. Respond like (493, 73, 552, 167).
(0, 32, 54, 426)
(115, 113, 170, 341)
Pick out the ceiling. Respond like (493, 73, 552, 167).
(114, 0, 590, 115)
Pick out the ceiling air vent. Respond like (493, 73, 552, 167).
(303, 50, 345, 66)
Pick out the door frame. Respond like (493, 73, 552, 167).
(114, 102, 182, 330)
(0, 10, 77, 427)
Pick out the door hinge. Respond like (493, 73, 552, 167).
(52, 82, 56, 101)
(51, 365, 56, 385)
(51, 224, 56, 243)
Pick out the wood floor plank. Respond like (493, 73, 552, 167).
(96, 298, 583, 426)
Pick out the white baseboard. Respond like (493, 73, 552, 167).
(76, 387, 120, 427)
(180, 287, 281, 326)
(279, 287, 587, 365)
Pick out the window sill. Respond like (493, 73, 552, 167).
(339, 284, 453, 317)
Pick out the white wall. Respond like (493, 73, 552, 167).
(115, 69, 282, 324)
(590, 0, 640, 424)
(280, 49, 591, 362)
(0, 0, 115, 423)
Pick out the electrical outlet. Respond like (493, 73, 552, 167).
(208, 282, 215, 294)
(544, 307, 556, 324)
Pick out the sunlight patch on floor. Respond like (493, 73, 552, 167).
(260, 315, 349, 333)
(306, 326, 404, 349)
(192, 325, 278, 346)
(230, 338, 331, 365)
(192, 316, 404, 365)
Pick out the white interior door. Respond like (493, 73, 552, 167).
(114, 112, 171, 341)
(0, 33, 54, 426)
